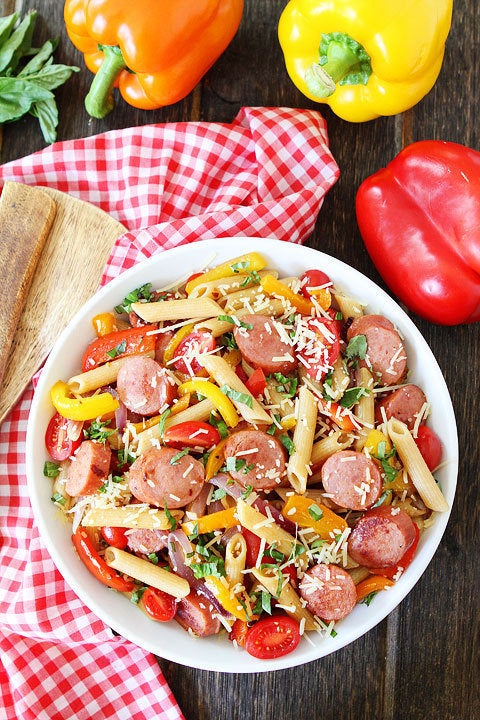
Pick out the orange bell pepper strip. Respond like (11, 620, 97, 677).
(64, 0, 244, 118)
(356, 575, 395, 603)
(282, 494, 348, 539)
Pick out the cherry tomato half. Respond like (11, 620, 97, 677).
(139, 586, 177, 622)
(245, 367, 267, 398)
(297, 317, 340, 382)
(72, 529, 134, 593)
(100, 526, 128, 550)
(242, 527, 263, 568)
(245, 616, 301, 659)
(163, 420, 221, 449)
(414, 425, 443, 471)
(45, 412, 82, 461)
(300, 269, 332, 298)
(172, 330, 217, 375)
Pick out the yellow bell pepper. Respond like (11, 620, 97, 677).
(282, 494, 347, 539)
(185, 252, 267, 295)
(178, 379, 240, 427)
(278, 0, 453, 122)
(50, 380, 119, 421)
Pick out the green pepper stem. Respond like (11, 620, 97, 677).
(306, 32, 372, 99)
(85, 45, 126, 119)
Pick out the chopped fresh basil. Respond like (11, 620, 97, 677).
(361, 591, 378, 607)
(169, 448, 189, 465)
(308, 503, 324, 521)
(50, 491, 65, 505)
(44, 460, 60, 478)
(164, 506, 177, 531)
(158, 408, 171, 438)
(147, 553, 159, 565)
(240, 270, 262, 287)
(106, 339, 127, 359)
(130, 586, 147, 604)
(345, 334, 367, 360)
(270, 372, 298, 398)
(83, 419, 115, 441)
(241, 484, 253, 500)
(114, 282, 154, 314)
(280, 434, 295, 456)
(209, 412, 229, 439)
(219, 331, 238, 350)
(217, 314, 253, 330)
(230, 260, 250, 273)
(211, 487, 227, 502)
(190, 558, 225, 579)
(339, 386, 371, 408)
(220, 384, 253, 408)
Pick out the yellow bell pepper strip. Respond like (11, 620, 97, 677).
(204, 576, 254, 622)
(282, 494, 347, 539)
(178, 379, 240, 428)
(162, 323, 195, 365)
(260, 274, 315, 315)
(205, 436, 229, 481)
(185, 252, 267, 295)
(278, 0, 453, 122)
(182, 506, 237, 536)
(63, 0, 244, 118)
(355, 574, 394, 603)
(51, 381, 119, 421)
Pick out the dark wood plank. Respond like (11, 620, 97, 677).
(1, 1, 478, 719)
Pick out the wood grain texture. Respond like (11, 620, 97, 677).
(0, 182, 56, 385)
(0, 1, 478, 719)
(0, 187, 126, 422)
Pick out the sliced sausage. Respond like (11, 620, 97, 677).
(66, 440, 111, 496)
(126, 528, 169, 555)
(321, 450, 382, 510)
(175, 590, 222, 637)
(299, 563, 357, 622)
(346, 314, 407, 386)
(116, 355, 177, 416)
(233, 314, 297, 375)
(223, 429, 287, 490)
(375, 384, 427, 430)
(348, 506, 417, 568)
(128, 446, 205, 509)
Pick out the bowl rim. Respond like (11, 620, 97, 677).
(26, 237, 458, 672)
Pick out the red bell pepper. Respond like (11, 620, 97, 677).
(355, 140, 480, 325)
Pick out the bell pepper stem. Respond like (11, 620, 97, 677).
(306, 32, 372, 99)
(85, 45, 127, 119)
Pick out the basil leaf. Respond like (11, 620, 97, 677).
(44, 460, 60, 478)
(340, 386, 370, 408)
(308, 503, 324, 521)
(220, 384, 253, 408)
(280, 435, 295, 456)
(114, 283, 153, 314)
(345, 334, 367, 360)
(170, 449, 189, 465)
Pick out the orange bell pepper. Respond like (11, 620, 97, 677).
(64, 0, 244, 118)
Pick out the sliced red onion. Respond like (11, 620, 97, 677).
(209, 473, 244, 500)
(166, 530, 231, 617)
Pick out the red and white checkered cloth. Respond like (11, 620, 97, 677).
(0, 106, 339, 719)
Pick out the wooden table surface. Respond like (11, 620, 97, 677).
(1, 2, 478, 719)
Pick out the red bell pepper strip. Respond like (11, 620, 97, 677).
(81, 325, 158, 372)
(356, 140, 480, 325)
(72, 529, 134, 593)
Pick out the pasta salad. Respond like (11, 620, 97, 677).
(43, 252, 448, 660)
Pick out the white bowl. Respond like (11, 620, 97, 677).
(26, 237, 458, 672)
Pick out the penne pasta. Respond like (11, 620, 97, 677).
(235, 499, 305, 562)
(68, 351, 154, 393)
(354, 368, 375, 451)
(197, 354, 272, 424)
(387, 418, 448, 512)
(250, 566, 316, 631)
(310, 430, 354, 467)
(105, 547, 190, 598)
(332, 292, 365, 319)
(81, 505, 183, 530)
(134, 397, 216, 455)
(131, 297, 224, 323)
(287, 386, 317, 494)
(195, 299, 287, 337)
(225, 532, 247, 586)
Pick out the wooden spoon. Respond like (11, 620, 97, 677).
(0, 182, 127, 422)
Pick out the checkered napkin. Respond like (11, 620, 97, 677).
(0, 106, 339, 719)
